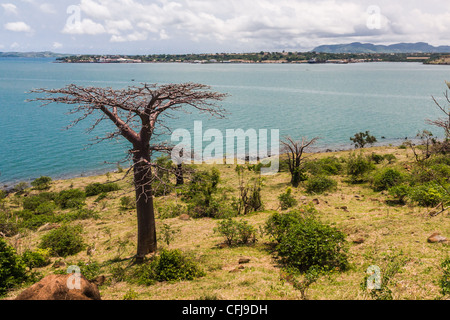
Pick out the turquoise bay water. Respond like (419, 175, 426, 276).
(0, 58, 449, 185)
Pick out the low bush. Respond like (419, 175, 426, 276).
(85, 182, 120, 197)
(182, 168, 222, 218)
(31, 176, 52, 190)
(39, 224, 86, 258)
(21, 249, 51, 269)
(266, 208, 349, 273)
(157, 203, 186, 219)
(132, 249, 205, 285)
(120, 196, 136, 211)
(16, 210, 55, 231)
(0, 238, 29, 296)
(214, 218, 257, 246)
(346, 153, 375, 183)
(371, 168, 405, 192)
(305, 156, 343, 176)
(0, 211, 20, 237)
(388, 185, 410, 204)
(408, 183, 449, 207)
(278, 188, 298, 210)
(305, 175, 337, 194)
(265, 206, 317, 244)
(22, 192, 56, 212)
(55, 189, 86, 209)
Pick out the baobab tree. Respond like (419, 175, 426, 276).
(281, 136, 320, 187)
(30, 83, 227, 262)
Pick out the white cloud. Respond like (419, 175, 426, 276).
(39, 3, 57, 14)
(1, 3, 18, 14)
(110, 31, 147, 42)
(80, 0, 112, 20)
(4, 0, 448, 53)
(62, 18, 106, 35)
(52, 42, 63, 49)
(10, 42, 20, 49)
(4, 21, 32, 33)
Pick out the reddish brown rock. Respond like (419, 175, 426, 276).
(14, 274, 101, 300)
(427, 233, 449, 244)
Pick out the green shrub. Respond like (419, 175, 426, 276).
(214, 219, 257, 246)
(383, 154, 397, 164)
(305, 175, 337, 194)
(39, 225, 86, 258)
(16, 210, 54, 231)
(361, 251, 408, 300)
(0, 211, 20, 237)
(55, 189, 86, 209)
(120, 196, 136, 211)
(439, 258, 450, 297)
(56, 208, 99, 223)
(76, 260, 101, 282)
(346, 153, 375, 183)
(388, 185, 410, 204)
(265, 206, 317, 244)
(370, 153, 385, 164)
(35, 202, 57, 215)
(22, 192, 56, 212)
(0, 238, 28, 296)
(371, 168, 405, 192)
(408, 183, 449, 207)
(21, 249, 51, 269)
(94, 192, 108, 202)
(85, 182, 120, 197)
(183, 168, 230, 218)
(133, 249, 205, 285)
(157, 203, 186, 219)
(0, 189, 7, 201)
(266, 209, 349, 273)
(278, 188, 298, 210)
(31, 176, 52, 190)
(305, 156, 343, 176)
(13, 182, 29, 195)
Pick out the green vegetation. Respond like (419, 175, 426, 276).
(351, 131, 378, 149)
(31, 176, 52, 190)
(0, 142, 448, 300)
(346, 152, 376, 183)
(38, 224, 86, 258)
(278, 188, 298, 210)
(85, 182, 120, 197)
(132, 249, 205, 285)
(57, 51, 448, 64)
(214, 219, 258, 247)
(0, 238, 29, 296)
(439, 258, 450, 297)
(305, 175, 338, 194)
(266, 208, 349, 273)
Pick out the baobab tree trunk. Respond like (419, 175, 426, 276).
(175, 163, 184, 186)
(133, 148, 157, 261)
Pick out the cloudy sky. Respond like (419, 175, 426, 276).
(1, 0, 450, 54)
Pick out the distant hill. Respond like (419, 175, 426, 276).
(0, 51, 71, 58)
(313, 42, 450, 54)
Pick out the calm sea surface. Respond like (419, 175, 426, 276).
(0, 58, 449, 185)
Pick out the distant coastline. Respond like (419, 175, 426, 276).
(55, 52, 449, 65)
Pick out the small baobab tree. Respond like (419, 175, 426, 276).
(30, 83, 228, 261)
(281, 136, 320, 187)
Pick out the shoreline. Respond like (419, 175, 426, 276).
(0, 138, 415, 191)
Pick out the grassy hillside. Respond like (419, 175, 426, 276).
(1, 145, 449, 300)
